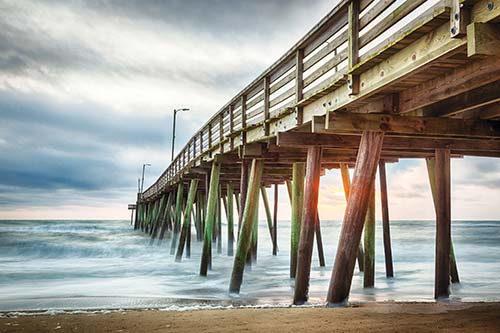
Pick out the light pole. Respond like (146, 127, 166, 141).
(140, 163, 151, 194)
(171, 108, 190, 161)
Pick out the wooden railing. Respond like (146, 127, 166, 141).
(142, 0, 454, 200)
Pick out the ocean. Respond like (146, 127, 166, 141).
(0, 219, 499, 311)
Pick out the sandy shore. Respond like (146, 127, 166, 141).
(1, 302, 500, 333)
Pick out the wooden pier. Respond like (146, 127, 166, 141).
(134, 0, 500, 305)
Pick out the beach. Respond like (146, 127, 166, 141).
(1, 302, 500, 332)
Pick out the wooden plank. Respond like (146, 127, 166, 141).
(294, 147, 322, 305)
(327, 131, 384, 304)
(399, 56, 500, 113)
(419, 80, 500, 117)
(352, 5, 451, 75)
(323, 112, 500, 138)
(467, 22, 500, 57)
(359, 0, 426, 48)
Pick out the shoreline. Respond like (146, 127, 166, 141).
(1, 302, 500, 332)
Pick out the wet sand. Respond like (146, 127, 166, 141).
(1, 302, 500, 333)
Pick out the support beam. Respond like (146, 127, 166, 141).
(158, 193, 173, 242)
(273, 184, 279, 256)
(363, 184, 375, 288)
(340, 163, 364, 272)
(290, 162, 305, 278)
(278, 131, 500, 153)
(327, 131, 384, 305)
(321, 112, 500, 138)
(239, 160, 249, 237)
(229, 159, 264, 294)
(315, 211, 326, 267)
(170, 183, 184, 255)
(433, 149, 452, 299)
(261, 186, 275, 248)
(467, 22, 500, 57)
(200, 158, 221, 276)
(227, 183, 235, 256)
(379, 161, 394, 278)
(294, 147, 322, 305)
(176, 179, 199, 262)
(426, 157, 460, 284)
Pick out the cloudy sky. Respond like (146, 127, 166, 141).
(1, 0, 499, 221)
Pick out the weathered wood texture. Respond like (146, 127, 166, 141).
(176, 179, 199, 262)
(229, 159, 264, 293)
(433, 149, 451, 299)
(327, 131, 384, 305)
(294, 147, 322, 305)
(290, 162, 305, 278)
(340, 163, 364, 272)
(379, 161, 394, 278)
(200, 159, 221, 276)
(363, 184, 376, 288)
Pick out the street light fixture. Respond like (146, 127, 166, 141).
(140, 163, 151, 194)
(171, 108, 190, 161)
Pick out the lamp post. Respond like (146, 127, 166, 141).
(171, 108, 190, 161)
(140, 163, 151, 195)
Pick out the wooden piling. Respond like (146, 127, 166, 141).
(200, 158, 221, 276)
(379, 160, 394, 278)
(261, 186, 275, 248)
(327, 131, 384, 305)
(434, 149, 452, 299)
(176, 179, 199, 262)
(250, 201, 259, 262)
(239, 160, 249, 237)
(170, 183, 184, 255)
(227, 183, 235, 256)
(426, 157, 459, 284)
(217, 186, 222, 254)
(315, 211, 326, 267)
(294, 147, 322, 304)
(340, 163, 365, 272)
(272, 184, 278, 255)
(229, 159, 263, 293)
(291, 162, 305, 278)
(363, 184, 375, 288)
(150, 194, 167, 243)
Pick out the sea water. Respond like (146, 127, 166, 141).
(0, 219, 499, 311)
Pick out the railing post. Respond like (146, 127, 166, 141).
(229, 105, 234, 151)
(240, 95, 247, 145)
(263, 76, 270, 136)
(347, 0, 360, 95)
(219, 112, 224, 154)
(295, 49, 304, 125)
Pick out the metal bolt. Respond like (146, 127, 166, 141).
(451, 26, 456, 34)
(488, 2, 494, 10)
(454, 13, 459, 20)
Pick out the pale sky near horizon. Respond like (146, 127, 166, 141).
(1, 0, 500, 221)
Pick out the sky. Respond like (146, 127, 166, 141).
(1, 0, 499, 221)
